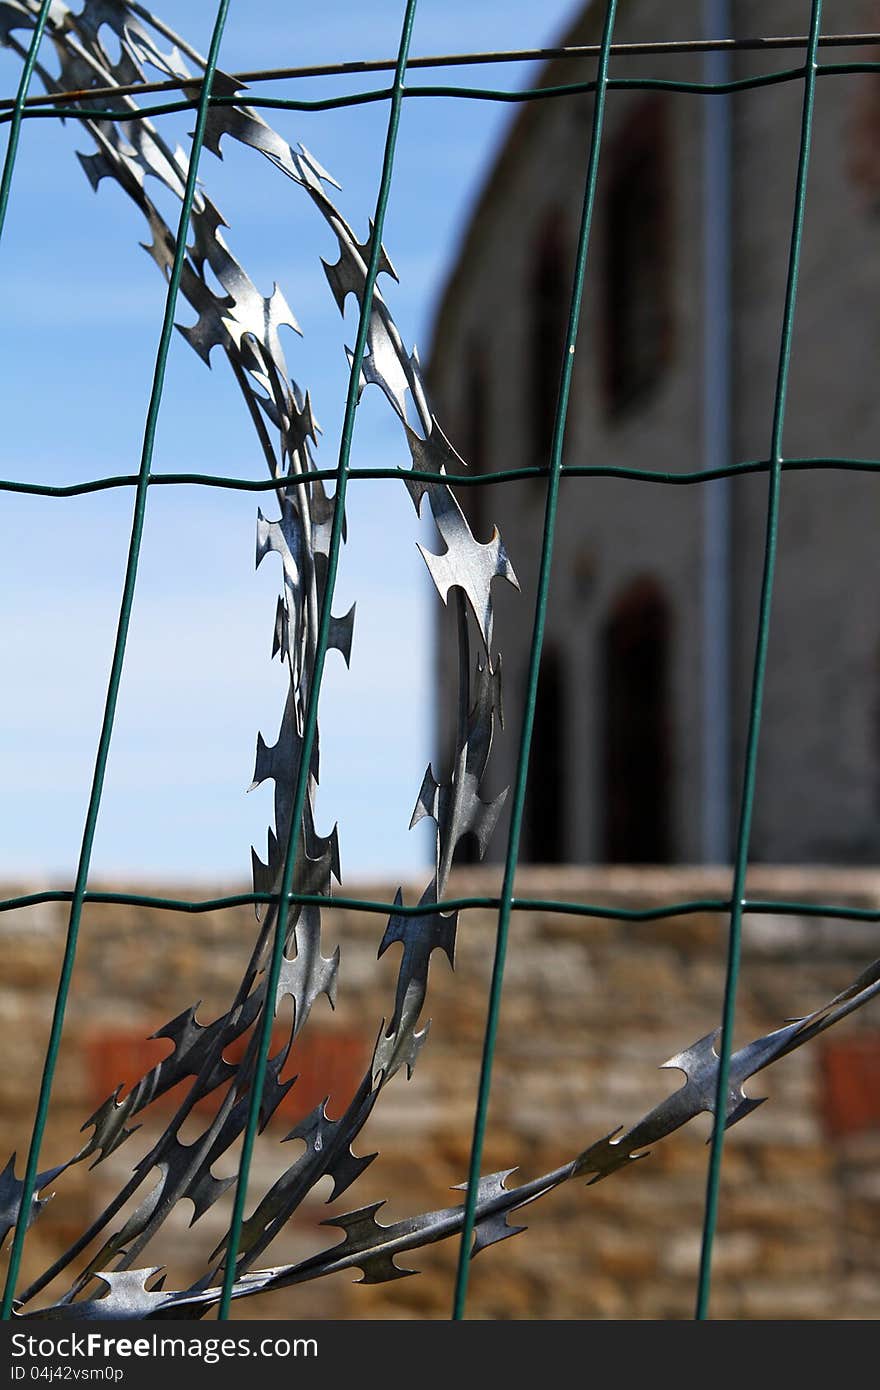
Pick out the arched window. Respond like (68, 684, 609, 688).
(525, 646, 566, 862)
(603, 97, 672, 416)
(849, 73, 880, 211)
(602, 577, 671, 862)
(530, 213, 570, 467)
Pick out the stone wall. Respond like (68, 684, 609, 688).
(2, 867, 879, 1320)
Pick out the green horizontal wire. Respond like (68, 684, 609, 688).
(4, 453, 880, 498)
(0, 0, 234, 1322)
(3, 58, 878, 127)
(452, 0, 619, 1322)
(4, 30, 880, 119)
(0, 0, 52, 239)
(0, 889, 726, 918)
(695, 0, 823, 1322)
(216, 0, 419, 1322)
(1, 886, 879, 923)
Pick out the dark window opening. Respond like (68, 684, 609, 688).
(603, 577, 671, 863)
(603, 98, 671, 416)
(525, 648, 566, 862)
(530, 213, 570, 467)
(849, 73, 880, 211)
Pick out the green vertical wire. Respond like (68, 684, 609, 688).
(451, 0, 618, 1322)
(0, 0, 233, 1320)
(216, 0, 419, 1322)
(694, 0, 822, 1320)
(0, 0, 53, 242)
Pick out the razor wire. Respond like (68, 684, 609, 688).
(0, 0, 877, 1323)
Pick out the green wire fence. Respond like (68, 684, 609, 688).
(0, 0, 873, 1321)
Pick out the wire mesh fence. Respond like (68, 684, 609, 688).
(1, 0, 879, 1321)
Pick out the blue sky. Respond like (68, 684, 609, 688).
(0, 0, 582, 885)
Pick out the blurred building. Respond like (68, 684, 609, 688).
(428, 0, 880, 867)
